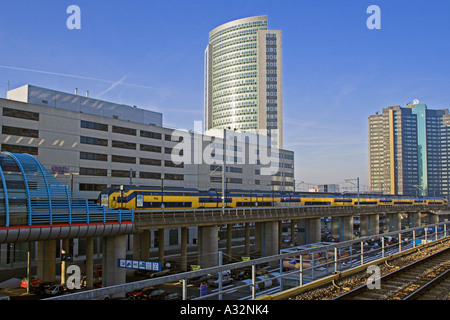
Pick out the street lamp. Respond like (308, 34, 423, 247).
(345, 177, 360, 207)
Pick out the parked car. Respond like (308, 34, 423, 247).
(143, 289, 166, 300)
(188, 274, 214, 286)
(45, 284, 67, 296)
(127, 286, 155, 300)
(127, 286, 165, 300)
(165, 292, 182, 300)
(207, 276, 233, 287)
(32, 282, 55, 295)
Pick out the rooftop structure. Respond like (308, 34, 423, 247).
(7, 84, 162, 127)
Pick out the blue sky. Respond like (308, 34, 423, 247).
(1, 0, 450, 191)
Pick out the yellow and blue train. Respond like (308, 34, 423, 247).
(97, 186, 448, 210)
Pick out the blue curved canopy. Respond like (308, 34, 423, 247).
(0, 152, 133, 227)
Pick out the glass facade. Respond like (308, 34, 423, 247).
(205, 16, 282, 148)
(210, 17, 266, 131)
(411, 104, 428, 195)
(369, 103, 450, 197)
(0, 152, 133, 227)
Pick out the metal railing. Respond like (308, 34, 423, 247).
(46, 221, 450, 301)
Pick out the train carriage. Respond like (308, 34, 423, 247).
(97, 186, 447, 211)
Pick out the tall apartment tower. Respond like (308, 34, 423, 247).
(368, 101, 450, 197)
(204, 15, 283, 149)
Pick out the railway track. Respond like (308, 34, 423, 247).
(405, 267, 450, 300)
(286, 237, 450, 301)
(332, 246, 450, 300)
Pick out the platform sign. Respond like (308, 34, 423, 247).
(118, 259, 161, 272)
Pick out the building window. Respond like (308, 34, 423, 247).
(140, 158, 162, 166)
(80, 136, 108, 147)
(165, 173, 184, 181)
(112, 125, 136, 136)
(210, 176, 222, 183)
(165, 160, 184, 168)
(165, 133, 183, 142)
(228, 178, 242, 184)
(79, 183, 107, 191)
(112, 170, 136, 178)
(1, 144, 38, 155)
(80, 152, 107, 161)
(165, 148, 183, 155)
(79, 167, 107, 176)
(111, 155, 136, 164)
(2, 126, 39, 138)
(140, 144, 162, 153)
(140, 171, 161, 180)
(140, 130, 162, 140)
(81, 120, 108, 132)
(112, 140, 136, 150)
(2, 107, 39, 121)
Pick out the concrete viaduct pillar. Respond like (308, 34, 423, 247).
(360, 214, 379, 237)
(132, 230, 151, 261)
(427, 213, 439, 224)
(408, 212, 422, 228)
(386, 213, 402, 232)
(331, 216, 354, 241)
(255, 221, 279, 257)
(102, 235, 126, 287)
(198, 225, 219, 268)
(297, 218, 321, 245)
(85, 237, 94, 289)
(36, 240, 56, 282)
(181, 227, 188, 272)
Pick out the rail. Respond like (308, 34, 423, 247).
(332, 246, 450, 300)
(134, 204, 447, 229)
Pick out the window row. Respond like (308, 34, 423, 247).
(81, 120, 164, 140)
(2, 125, 39, 138)
(80, 136, 182, 153)
(80, 152, 183, 167)
(78, 167, 183, 180)
(2, 107, 39, 121)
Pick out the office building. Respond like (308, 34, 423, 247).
(204, 15, 283, 149)
(1, 84, 294, 202)
(368, 100, 450, 197)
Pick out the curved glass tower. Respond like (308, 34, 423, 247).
(204, 16, 283, 148)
